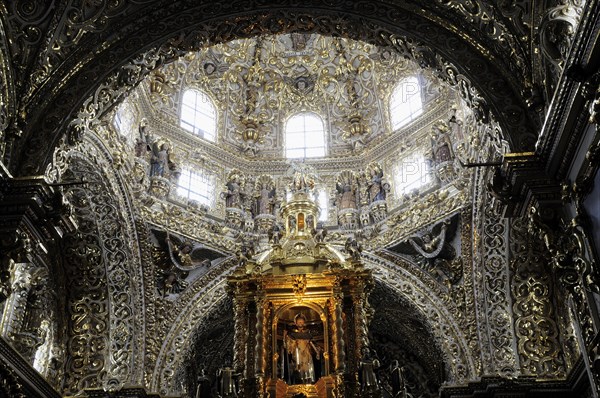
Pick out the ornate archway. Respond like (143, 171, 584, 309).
(155, 252, 474, 396)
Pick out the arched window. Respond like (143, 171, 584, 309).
(176, 167, 215, 207)
(285, 112, 326, 159)
(389, 76, 423, 131)
(393, 153, 431, 197)
(180, 89, 217, 142)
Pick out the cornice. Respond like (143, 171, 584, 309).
(145, 92, 452, 177)
(499, 0, 600, 218)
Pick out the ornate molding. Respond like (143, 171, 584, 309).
(49, 136, 145, 394)
(472, 170, 520, 377)
(509, 216, 567, 378)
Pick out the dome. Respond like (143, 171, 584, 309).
(112, 33, 488, 232)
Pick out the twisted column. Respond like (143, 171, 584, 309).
(232, 295, 248, 375)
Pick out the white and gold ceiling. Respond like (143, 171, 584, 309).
(112, 33, 495, 222)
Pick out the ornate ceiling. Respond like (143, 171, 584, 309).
(138, 33, 440, 159)
(0, 2, 596, 398)
(1, 0, 576, 176)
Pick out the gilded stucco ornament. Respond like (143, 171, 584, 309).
(510, 215, 568, 377)
(43, 130, 146, 394)
(26, 10, 544, 396)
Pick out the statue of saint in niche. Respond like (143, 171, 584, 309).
(280, 309, 324, 384)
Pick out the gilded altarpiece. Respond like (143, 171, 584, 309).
(227, 186, 376, 398)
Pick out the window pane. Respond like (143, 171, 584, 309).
(181, 106, 196, 124)
(286, 132, 305, 149)
(286, 117, 304, 133)
(286, 148, 305, 159)
(114, 101, 136, 142)
(307, 130, 325, 145)
(304, 115, 322, 131)
(180, 89, 217, 142)
(390, 76, 422, 131)
(285, 112, 326, 159)
(176, 167, 215, 207)
(393, 154, 431, 196)
(305, 147, 325, 157)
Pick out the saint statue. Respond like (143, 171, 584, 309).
(367, 163, 388, 203)
(150, 142, 170, 177)
(390, 360, 407, 398)
(359, 348, 380, 392)
(283, 313, 321, 384)
(217, 366, 238, 397)
(225, 176, 242, 208)
(195, 368, 211, 398)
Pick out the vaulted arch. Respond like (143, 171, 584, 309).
(155, 253, 475, 396)
(4, 2, 541, 176)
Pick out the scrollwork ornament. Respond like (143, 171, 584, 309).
(473, 182, 519, 377)
(55, 131, 145, 394)
(509, 216, 567, 378)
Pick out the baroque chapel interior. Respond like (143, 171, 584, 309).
(0, 2, 599, 398)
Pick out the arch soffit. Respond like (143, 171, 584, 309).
(46, 132, 148, 388)
(14, 2, 537, 175)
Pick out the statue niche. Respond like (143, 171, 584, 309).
(278, 306, 325, 385)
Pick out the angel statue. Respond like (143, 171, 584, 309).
(345, 237, 362, 260)
(268, 225, 283, 245)
(388, 215, 460, 284)
(312, 225, 327, 243)
(287, 162, 317, 193)
(152, 230, 219, 272)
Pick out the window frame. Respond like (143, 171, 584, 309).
(284, 112, 327, 159)
(180, 88, 218, 142)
